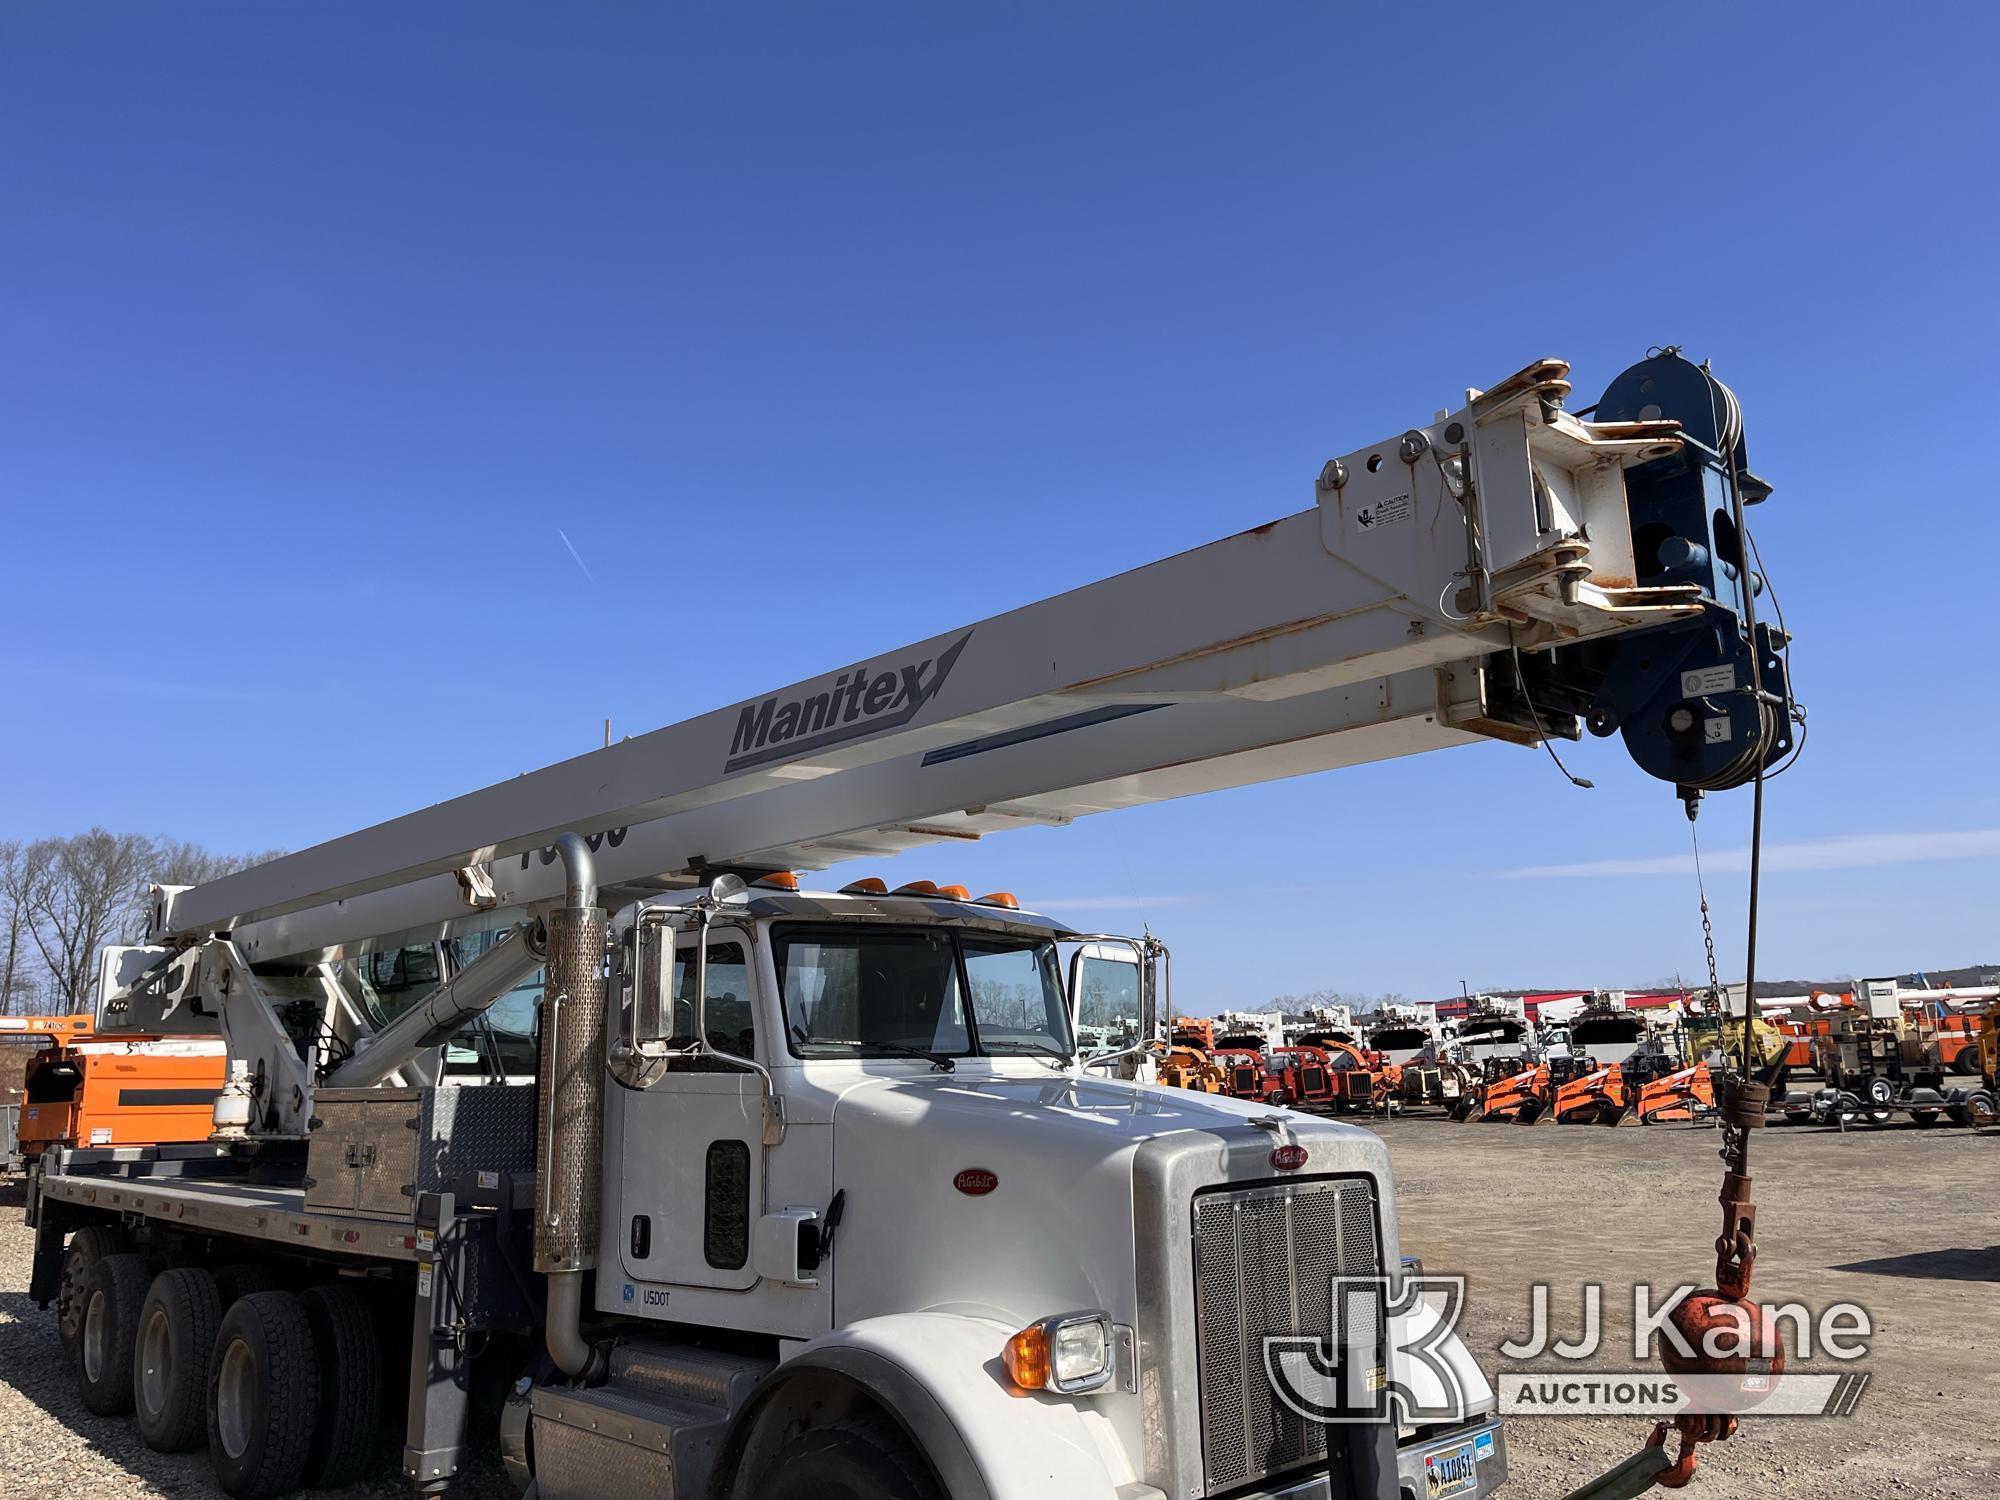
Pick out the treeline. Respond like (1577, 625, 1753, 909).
(0, 831, 282, 1015)
(1256, 988, 1413, 1014)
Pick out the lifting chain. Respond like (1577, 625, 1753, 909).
(1688, 820, 1723, 1009)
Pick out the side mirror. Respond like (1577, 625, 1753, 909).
(1069, 947, 1144, 1059)
(631, 916, 672, 1047)
(617, 909, 683, 1063)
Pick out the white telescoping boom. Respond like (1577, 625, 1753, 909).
(126, 354, 1784, 988)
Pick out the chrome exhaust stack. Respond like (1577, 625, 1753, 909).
(535, 832, 608, 1379)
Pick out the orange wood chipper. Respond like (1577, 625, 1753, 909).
(1158, 1044, 1228, 1094)
(1292, 1031, 1382, 1112)
(1213, 1047, 1290, 1105)
(2, 1014, 227, 1163)
(1266, 1044, 1340, 1109)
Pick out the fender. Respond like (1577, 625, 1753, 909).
(714, 1311, 1135, 1500)
(1395, 1291, 1497, 1420)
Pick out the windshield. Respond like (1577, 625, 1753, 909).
(774, 922, 1074, 1060)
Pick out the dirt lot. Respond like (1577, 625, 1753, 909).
(1371, 1113, 2000, 1499)
(1, 1118, 1994, 1499)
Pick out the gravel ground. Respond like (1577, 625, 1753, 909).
(2, 1118, 1994, 1498)
(1368, 1112, 2000, 1499)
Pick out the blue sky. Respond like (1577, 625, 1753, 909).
(3, 4, 1994, 1005)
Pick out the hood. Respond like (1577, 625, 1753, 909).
(827, 1069, 1366, 1330)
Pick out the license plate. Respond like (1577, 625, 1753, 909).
(1424, 1439, 1479, 1499)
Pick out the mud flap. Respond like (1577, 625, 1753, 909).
(28, 1197, 75, 1308)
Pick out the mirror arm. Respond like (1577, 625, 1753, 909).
(1080, 1036, 1169, 1072)
(684, 900, 785, 1146)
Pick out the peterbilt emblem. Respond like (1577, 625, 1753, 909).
(1270, 1144, 1308, 1171)
(953, 1168, 999, 1196)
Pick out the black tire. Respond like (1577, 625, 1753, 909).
(206, 1292, 321, 1499)
(214, 1261, 285, 1308)
(755, 1417, 940, 1500)
(57, 1224, 128, 1370)
(134, 1267, 224, 1451)
(77, 1252, 151, 1416)
(1967, 1090, 1999, 1129)
(1912, 1109, 1942, 1129)
(298, 1283, 382, 1486)
(1864, 1076, 1895, 1106)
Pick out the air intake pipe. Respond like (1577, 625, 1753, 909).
(535, 832, 608, 1379)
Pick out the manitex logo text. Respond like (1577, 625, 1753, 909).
(726, 632, 971, 772)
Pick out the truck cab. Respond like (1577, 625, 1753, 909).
(559, 875, 1504, 1500)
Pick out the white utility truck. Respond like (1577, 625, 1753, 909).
(25, 351, 1794, 1500)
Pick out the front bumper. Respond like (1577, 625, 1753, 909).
(1230, 1417, 1507, 1500)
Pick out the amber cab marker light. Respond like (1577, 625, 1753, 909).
(936, 884, 971, 900)
(1002, 1324, 1050, 1392)
(752, 871, 800, 890)
(893, 879, 940, 896)
(975, 892, 1020, 909)
(839, 877, 888, 895)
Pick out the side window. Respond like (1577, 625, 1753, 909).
(669, 941, 755, 1056)
(962, 938, 1071, 1054)
(341, 943, 444, 1027)
(442, 928, 544, 1078)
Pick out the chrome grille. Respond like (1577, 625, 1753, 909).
(1191, 1177, 1379, 1493)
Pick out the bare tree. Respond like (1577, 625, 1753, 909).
(0, 832, 286, 1015)
(0, 840, 37, 1016)
(148, 838, 284, 892)
(20, 829, 155, 1010)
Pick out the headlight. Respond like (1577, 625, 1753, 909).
(1003, 1311, 1117, 1394)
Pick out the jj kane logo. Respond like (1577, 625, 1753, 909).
(726, 632, 972, 772)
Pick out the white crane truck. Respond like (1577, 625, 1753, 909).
(25, 351, 1795, 1500)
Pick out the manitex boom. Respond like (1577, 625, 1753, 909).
(27, 353, 1794, 1500)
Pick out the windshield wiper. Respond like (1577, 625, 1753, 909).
(871, 1041, 957, 1072)
(796, 1027, 956, 1072)
(984, 1040, 1074, 1069)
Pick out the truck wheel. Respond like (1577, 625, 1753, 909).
(1912, 1109, 1942, 1128)
(1967, 1091, 1999, 1129)
(207, 1291, 320, 1499)
(58, 1225, 129, 1370)
(298, 1283, 381, 1486)
(135, 1267, 223, 1451)
(1864, 1076, 1895, 1106)
(756, 1418, 940, 1500)
(78, 1252, 151, 1415)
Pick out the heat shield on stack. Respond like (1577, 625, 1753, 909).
(534, 905, 607, 1274)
